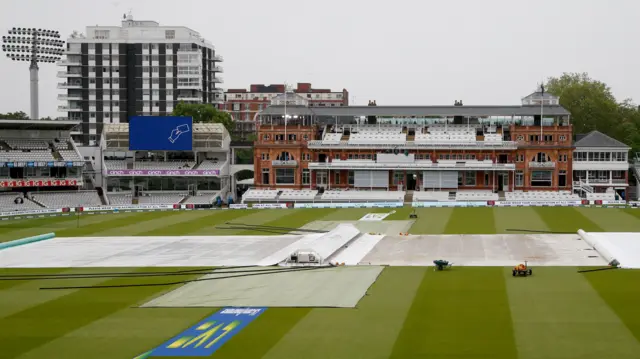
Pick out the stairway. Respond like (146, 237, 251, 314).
(49, 143, 63, 160)
(27, 194, 47, 208)
(573, 180, 593, 194)
(404, 190, 414, 203)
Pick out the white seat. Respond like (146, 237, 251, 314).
(0, 192, 43, 211)
(30, 191, 102, 208)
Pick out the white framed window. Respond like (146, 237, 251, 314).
(515, 171, 524, 187)
(302, 169, 310, 185)
(531, 170, 552, 187)
(464, 171, 476, 186)
(276, 168, 295, 184)
(142, 44, 149, 50)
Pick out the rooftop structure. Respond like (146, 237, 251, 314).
(224, 83, 348, 140)
(58, 13, 223, 146)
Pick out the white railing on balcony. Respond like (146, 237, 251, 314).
(213, 77, 223, 83)
(58, 106, 82, 112)
(307, 140, 517, 149)
(177, 48, 200, 53)
(177, 83, 202, 89)
(57, 71, 81, 77)
(211, 66, 223, 72)
(309, 160, 515, 171)
(529, 161, 556, 168)
(58, 94, 82, 100)
(57, 59, 81, 66)
(177, 95, 201, 101)
(213, 55, 224, 62)
(57, 83, 82, 89)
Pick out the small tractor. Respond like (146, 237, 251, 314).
(512, 261, 533, 276)
(433, 259, 452, 271)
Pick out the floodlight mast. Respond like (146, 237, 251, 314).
(1, 27, 65, 120)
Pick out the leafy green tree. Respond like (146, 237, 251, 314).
(171, 103, 234, 135)
(0, 111, 29, 120)
(546, 72, 640, 152)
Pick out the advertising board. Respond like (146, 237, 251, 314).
(251, 203, 288, 209)
(129, 116, 193, 151)
(0, 179, 78, 188)
(293, 202, 403, 209)
(106, 169, 220, 176)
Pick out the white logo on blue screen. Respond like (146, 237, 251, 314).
(168, 124, 190, 144)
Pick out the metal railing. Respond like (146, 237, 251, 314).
(307, 140, 517, 150)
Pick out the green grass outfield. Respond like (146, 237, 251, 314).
(1, 207, 640, 359)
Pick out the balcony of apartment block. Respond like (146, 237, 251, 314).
(177, 48, 200, 53)
(58, 105, 82, 112)
(57, 58, 81, 66)
(213, 55, 224, 62)
(57, 71, 82, 78)
(177, 72, 201, 78)
(177, 83, 202, 90)
(528, 161, 556, 168)
(65, 47, 82, 55)
(58, 94, 83, 101)
(177, 94, 202, 102)
(211, 66, 223, 72)
(212, 77, 223, 83)
(58, 82, 82, 89)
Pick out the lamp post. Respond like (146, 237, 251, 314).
(2, 27, 65, 120)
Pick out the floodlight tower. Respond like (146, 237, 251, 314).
(1, 27, 65, 120)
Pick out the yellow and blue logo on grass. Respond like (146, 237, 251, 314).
(135, 307, 266, 357)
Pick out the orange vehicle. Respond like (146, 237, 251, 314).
(512, 261, 533, 276)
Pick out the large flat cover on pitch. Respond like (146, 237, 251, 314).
(141, 266, 384, 308)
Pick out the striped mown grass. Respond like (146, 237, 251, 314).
(1, 207, 640, 358)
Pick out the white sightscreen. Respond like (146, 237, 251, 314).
(423, 171, 458, 189)
(354, 170, 389, 188)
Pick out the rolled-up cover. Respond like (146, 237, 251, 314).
(0, 232, 55, 250)
(577, 229, 620, 267)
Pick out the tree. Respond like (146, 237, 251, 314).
(171, 103, 234, 134)
(0, 111, 29, 120)
(546, 72, 640, 152)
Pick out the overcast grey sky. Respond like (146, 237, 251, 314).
(1, 0, 638, 118)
